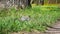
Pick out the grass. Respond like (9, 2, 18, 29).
(0, 6, 60, 34)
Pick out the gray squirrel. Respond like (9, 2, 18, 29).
(20, 15, 30, 21)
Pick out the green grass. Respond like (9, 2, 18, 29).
(0, 6, 60, 34)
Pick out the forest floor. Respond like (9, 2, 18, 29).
(11, 20, 60, 34)
(0, 2, 60, 34)
(45, 20, 60, 34)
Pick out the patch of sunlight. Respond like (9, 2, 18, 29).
(31, 4, 37, 8)
(41, 5, 58, 7)
(43, 4, 58, 7)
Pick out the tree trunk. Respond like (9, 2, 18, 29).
(40, 0, 44, 5)
(27, 0, 31, 7)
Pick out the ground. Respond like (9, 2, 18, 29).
(0, 3, 60, 34)
(11, 21, 60, 34)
